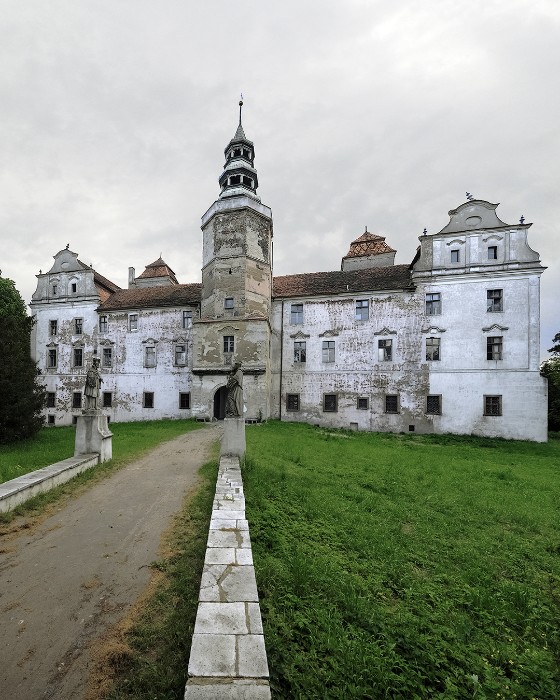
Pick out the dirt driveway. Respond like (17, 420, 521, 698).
(0, 424, 220, 700)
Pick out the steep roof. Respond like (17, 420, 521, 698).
(77, 259, 121, 303)
(98, 283, 201, 311)
(343, 231, 396, 259)
(137, 257, 178, 283)
(273, 265, 413, 298)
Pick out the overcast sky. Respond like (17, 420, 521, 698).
(1, 0, 558, 358)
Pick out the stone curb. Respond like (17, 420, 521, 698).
(185, 456, 271, 699)
(0, 454, 99, 513)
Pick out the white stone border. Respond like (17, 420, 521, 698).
(185, 455, 271, 699)
(0, 454, 99, 513)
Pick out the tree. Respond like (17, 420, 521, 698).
(540, 332, 560, 432)
(0, 276, 46, 443)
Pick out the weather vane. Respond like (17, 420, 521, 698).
(465, 192, 474, 201)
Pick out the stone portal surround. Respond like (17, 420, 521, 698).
(185, 455, 271, 699)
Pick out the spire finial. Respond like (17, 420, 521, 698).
(423, 227, 427, 236)
(239, 93, 243, 126)
(365, 225, 368, 233)
(520, 215, 525, 224)
(466, 192, 474, 201)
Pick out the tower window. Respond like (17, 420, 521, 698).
(224, 297, 234, 310)
(242, 176, 253, 187)
(233, 149, 241, 157)
(230, 175, 241, 185)
(223, 336, 234, 353)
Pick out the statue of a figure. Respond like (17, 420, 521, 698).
(225, 362, 243, 417)
(84, 357, 102, 412)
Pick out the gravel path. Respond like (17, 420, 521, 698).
(0, 424, 220, 700)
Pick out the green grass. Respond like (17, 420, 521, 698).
(244, 422, 560, 699)
(0, 419, 204, 521)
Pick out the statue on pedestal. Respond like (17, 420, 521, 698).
(225, 362, 243, 417)
(84, 357, 102, 412)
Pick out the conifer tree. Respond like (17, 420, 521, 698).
(0, 276, 46, 443)
(540, 332, 560, 432)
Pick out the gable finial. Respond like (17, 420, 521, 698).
(365, 225, 368, 233)
(65, 243, 69, 249)
(466, 192, 474, 201)
(423, 227, 427, 236)
(520, 215, 525, 224)
(239, 93, 243, 126)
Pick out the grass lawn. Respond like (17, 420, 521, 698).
(244, 422, 560, 699)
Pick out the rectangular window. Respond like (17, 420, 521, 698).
(101, 347, 112, 368)
(179, 392, 191, 409)
(52, 285, 57, 296)
(175, 344, 187, 366)
(487, 289, 503, 312)
(378, 339, 392, 362)
(290, 303, 303, 324)
(426, 337, 440, 361)
(286, 393, 300, 411)
(488, 246, 498, 260)
(323, 394, 337, 412)
(451, 249, 460, 263)
(223, 335, 234, 354)
(71, 282, 77, 293)
(385, 395, 399, 414)
(426, 395, 442, 415)
(357, 397, 369, 410)
(46, 392, 56, 408)
(322, 340, 335, 363)
(47, 348, 57, 368)
(73, 348, 83, 367)
(129, 313, 138, 331)
(103, 392, 112, 408)
(99, 315, 108, 332)
(355, 299, 369, 321)
(484, 395, 502, 416)
(49, 320, 58, 336)
(425, 292, 441, 315)
(143, 392, 154, 409)
(182, 310, 192, 329)
(145, 347, 156, 368)
(487, 336, 503, 360)
(72, 392, 82, 409)
(224, 297, 234, 310)
(294, 341, 306, 363)
(74, 318, 83, 334)
(48, 414, 55, 425)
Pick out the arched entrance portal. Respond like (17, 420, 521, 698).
(213, 386, 228, 420)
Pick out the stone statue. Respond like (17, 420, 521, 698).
(225, 362, 243, 417)
(84, 357, 102, 412)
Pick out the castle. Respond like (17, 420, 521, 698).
(30, 106, 548, 441)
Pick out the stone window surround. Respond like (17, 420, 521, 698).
(378, 338, 392, 362)
(286, 393, 300, 411)
(179, 392, 191, 409)
(293, 341, 306, 363)
(357, 396, 369, 410)
(323, 393, 337, 412)
(484, 395, 502, 416)
(426, 394, 442, 415)
(385, 394, 399, 414)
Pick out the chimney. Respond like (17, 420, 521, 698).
(128, 267, 135, 288)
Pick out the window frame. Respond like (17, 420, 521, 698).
(426, 337, 441, 362)
(175, 343, 187, 367)
(128, 313, 139, 331)
(286, 393, 300, 411)
(144, 346, 157, 368)
(294, 341, 306, 363)
(46, 392, 56, 408)
(487, 336, 503, 361)
(450, 249, 460, 263)
(357, 397, 369, 410)
(143, 392, 154, 409)
(99, 315, 108, 333)
(290, 303, 304, 325)
(102, 346, 113, 368)
(47, 347, 58, 369)
(355, 299, 369, 322)
(378, 338, 392, 362)
(182, 310, 193, 329)
(179, 392, 191, 409)
(74, 318, 83, 335)
(323, 393, 338, 412)
(322, 340, 335, 363)
(49, 320, 58, 336)
(223, 335, 234, 354)
(484, 395, 502, 416)
(487, 245, 498, 260)
(224, 297, 234, 310)
(385, 394, 399, 414)
(73, 347, 84, 368)
(487, 289, 503, 313)
(425, 292, 441, 315)
(72, 391, 82, 409)
(102, 392, 113, 408)
(426, 395, 442, 415)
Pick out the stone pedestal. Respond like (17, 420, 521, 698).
(75, 412, 113, 463)
(221, 417, 246, 459)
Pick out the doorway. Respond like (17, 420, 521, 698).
(213, 386, 228, 420)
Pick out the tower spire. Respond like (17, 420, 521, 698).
(218, 98, 260, 201)
(239, 93, 243, 126)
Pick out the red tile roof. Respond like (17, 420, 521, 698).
(137, 257, 178, 283)
(273, 265, 413, 298)
(343, 231, 396, 259)
(98, 283, 202, 311)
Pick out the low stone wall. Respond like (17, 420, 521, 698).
(185, 455, 271, 699)
(0, 454, 99, 514)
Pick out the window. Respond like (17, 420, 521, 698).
(103, 392, 112, 408)
(72, 415, 78, 425)
(286, 394, 300, 411)
(426, 337, 440, 361)
(357, 397, 369, 410)
(143, 392, 154, 409)
(99, 315, 108, 332)
(323, 394, 337, 412)
(72, 392, 82, 409)
(47, 415, 55, 425)
(129, 313, 138, 331)
(102, 347, 112, 368)
(145, 347, 156, 368)
(73, 348, 83, 367)
(385, 395, 399, 413)
(182, 310, 192, 329)
(425, 292, 441, 315)
(426, 395, 442, 414)
(47, 348, 57, 368)
(294, 341, 306, 363)
(451, 249, 460, 263)
(378, 339, 392, 362)
(322, 341, 335, 363)
(49, 320, 58, 336)
(484, 395, 502, 416)
(71, 282, 77, 293)
(224, 297, 234, 310)
(487, 336, 503, 360)
(223, 335, 234, 354)
(355, 300, 369, 321)
(175, 344, 187, 366)
(46, 392, 56, 408)
(290, 303, 303, 324)
(488, 246, 498, 260)
(52, 285, 58, 296)
(74, 318, 83, 335)
(179, 392, 191, 409)
(487, 289, 503, 312)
